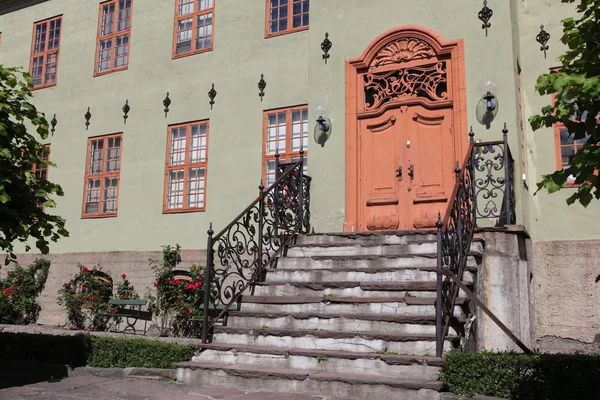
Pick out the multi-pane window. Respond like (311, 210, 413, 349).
(266, 0, 309, 37)
(95, 0, 133, 75)
(29, 16, 62, 89)
(555, 127, 591, 171)
(82, 134, 123, 218)
(33, 146, 50, 210)
(164, 121, 209, 212)
(263, 106, 308, 187)
(173, 0, 214, 58)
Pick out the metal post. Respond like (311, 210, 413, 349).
(257, 182, 265, 283)
(201, 223, 214, 344)
(435, 213, 444, 358)
(502, 123, 512, 225)
(297, 149, 305, 233)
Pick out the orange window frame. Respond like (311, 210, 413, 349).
(265, 0, 309, 38)
(262, 105, 309, 186)
(33, 145, 51, 211)
(94, 0, 134, 76)
(163, 120, 209, 213)
(172, 0, 215, 59)
(82, 133, 123, 218)
(29, 15, 62, 90)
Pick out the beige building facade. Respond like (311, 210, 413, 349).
(0, 0, 598, 352)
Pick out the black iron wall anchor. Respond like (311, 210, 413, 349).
(163, 92, 171, 118)
(478, 0, 493, 37)
(122, 100, 130, 124)
(84, 107, 92, 130)
(50, 114, 57, 136)
(536, 24, 550, 58)
(208, 83, 217, 110)
(258, 74, 266, 101)
(321, 32, 332, 64)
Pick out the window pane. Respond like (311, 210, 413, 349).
(31, 56, 44, 87)
(98, 39, 112, 72)
(114, 34, 129, 68)
(102, 177, 119, 213)
(89, 139, 104, 175)
(198, 0, 213, 11)
(48, 19, 61, 50)
(34, 22, 47, 53)
(178, 0, 194, 16)
(44, 52, 58, 84)
(85, 178, 101, 214)
(189, 123, 207, 163)
(170, 127, 187, 166)
(195, 13, 213, 50)
(176, 18, 193, 54)
(187, 167, 205, 208)
(265, 159, 276, 187)
(100, 3, 115, 36)
(117, 0, 132, 31)
(105, 137, 121, 173)
(167, 169, 185, 209)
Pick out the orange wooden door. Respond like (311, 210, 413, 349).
(358, 110, 407, 231)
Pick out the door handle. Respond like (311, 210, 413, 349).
(408, 164, 415, 180)
(396, 166, 403, 181)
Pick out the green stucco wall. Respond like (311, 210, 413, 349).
(0, 0, 597, 256)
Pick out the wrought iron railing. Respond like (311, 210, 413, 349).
(435, 125, 528, 357)
(201, 152, 310, 343)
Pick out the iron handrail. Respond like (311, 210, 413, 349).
(201, 154, 310, 343)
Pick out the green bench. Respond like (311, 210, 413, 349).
(97, 299, 151, 335)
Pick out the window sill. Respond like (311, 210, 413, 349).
(94, 66, 129, 77)
(172, 47, 213, 60)
(31, 82, 57, 91)
(81, 213, 118, 219)
(265, 26, 309, 39)
(163, 208, 206, 214)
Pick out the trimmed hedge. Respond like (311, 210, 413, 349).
(442, 351, 600, 400)
(0, 332, 193, 369)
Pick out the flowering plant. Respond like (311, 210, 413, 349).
(0, 259, 50, 325)
(57, 264, 112, 330)
(116, 274, 139, 300)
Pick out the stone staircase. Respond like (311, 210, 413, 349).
(176, 231, 481, 400)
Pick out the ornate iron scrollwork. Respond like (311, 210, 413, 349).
(84, 107, 92, 130)
(122, 100, 130, 124)
(321, 32, 332, 64)
(201, 155, 311, 342)
(536, 24, 550, 58)
(50, 114, 57, 136)
(163, 92, 171, 118)
(478, 0, 493, 37)
(208, 83, 217, 110)
(364, 62, 448, 110)
(258, 74, 266, 101)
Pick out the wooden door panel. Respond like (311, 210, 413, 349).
(359, 113, 404, 231)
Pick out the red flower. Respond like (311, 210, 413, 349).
(88, 305, 94, 311)
(82, 267, 90, 273)
(122, 274, 127, 279)
(63, 282, 68, 288)
(122, 293, 128, 298)
(195, 281, 203, 287)
(153, 282, 158, 287)
(13, 286, 18, 291)
(88, 295, 95, 301)
(110, 307, 115, 313)
(186, 283, 195, 290)
(3, 288, 10, 297)
(175, 280, 180, 285)
(195, 276, 201, 281)
(185, 307, 190, 313)
(168, 280, 173, 285)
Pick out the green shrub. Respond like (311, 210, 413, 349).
(0, 332, 193, 369)
(442, 351, 600, 399)
(0, 259, 50, 324)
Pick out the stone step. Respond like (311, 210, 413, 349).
(227, 311, 447, 335)
(212, 326, 455, 355)
(275, 254, 479, 270)
(296, 231, 437, 245)
(286, 241, 483, 258)
(239, 295, 468, 317)
(192, 343, 443, 380)
(264, 268, 475, 285)
(176, 362, 444, 400)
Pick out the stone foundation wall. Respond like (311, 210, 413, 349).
(10, 250, 206, 327)
(532, 240, 600, 354)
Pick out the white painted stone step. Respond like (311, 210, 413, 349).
(275, 253, 478, 270)
(285, 241, 483, 258)
(212, 326, 453, 356)
(192, 344, 442, 380)
(296, 231, 437, 245)
(176, 361, 444, 400)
